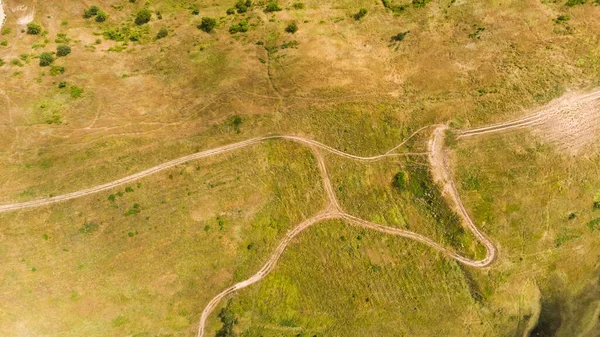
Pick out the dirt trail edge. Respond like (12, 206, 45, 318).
(195, 126, 495, 337)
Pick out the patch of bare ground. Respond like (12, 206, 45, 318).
(458, 90, 600, 156)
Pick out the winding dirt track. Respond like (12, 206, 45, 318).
(0, 126, 497, 337)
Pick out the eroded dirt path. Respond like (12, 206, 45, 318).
(0, 126, 496, 337)
(457, 90, 600, 155)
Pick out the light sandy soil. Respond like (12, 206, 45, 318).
(457, 90, 600, 155)
(0, 0, 5, 30)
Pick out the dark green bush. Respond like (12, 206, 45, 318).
(83, 6, 100, 18)
(393, 172, 407, 190)
(226, 8, 235, 15)
(285, 22, 298, 33)
(58, 81, 67, 88)
(56, 44, 71, 57)
(353, 8, 367, 20)
(199, 17, 217, 32)
(26, 23, 42, 35)
(156, 27, 168, 39)
(292, 2, 305, 9)
(191, 5, 200, 15)
(38, 52, 54, 66)
(566, 0, 586, 6)
(135, 8, 152, 25)
(229, 20, 249, 34)
(391, 31, 409, 41)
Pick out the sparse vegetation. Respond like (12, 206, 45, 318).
(70, 85, 83, 98)
(49, 65, 65, 76)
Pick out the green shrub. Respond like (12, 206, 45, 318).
(0, 58, 4, 67)
(391, 31, 409, 41)
(265, 1, 282, 12)
(393, 172, 407, 190)
(79, 221, 99, 234)
(83, 6, 100, 18)
(50, 65, 65, 76)
(229, 20, 249, 34)
(235, 0, 252, 13)
(38, 52, 54, 66)
(412, 0, 430, 7)
(285, 22, 298, 33)
(0, 40, 7, 46)
(1, 27, 11, 35)
(226, 8, 235, 15)
(199, 17, 217, 32)
(191, 5, 200, 15)
(566, 0, 586, 6)
(215, 302, 237, 337)
(353, 8, 367, 20)
(58, 81, 67, 88)
(156, 27, 168, 39)
(293, 2, 305, 9)
(135, 8, 152, 25)
(26, 23, 42, 35)
(56, 44, 71, 57)
(95, 10, 108, 22)
(70, 85, 83, 98)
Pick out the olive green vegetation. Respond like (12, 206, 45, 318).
(0, 141, 325, 336)
(451, 130, 600, 336)
(325, 153, 486, 260)
(2, 0, 600, 336)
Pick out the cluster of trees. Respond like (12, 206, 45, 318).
(83, 5, 108, 22)
(229, 20, 249, 34)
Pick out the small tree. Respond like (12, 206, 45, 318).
(353, 8, 367, 20)
(226, 8, 235, 15)
(135, 8, 152, 25)
(265, 1, 282, 12)
(285, 22, 298, 34)
(199, 17, 217, 32)
(39, 52, 54, 67)
(391, 31, 409, 41)
(26, 22, 42, 35)
(191, 5, 200, 15)
(83, 5, 100, 18)
(56, 45, 71, 57)
(156, 27, 168, 39)
(95, 10, 108, 22)
(393, 172, 407, 190)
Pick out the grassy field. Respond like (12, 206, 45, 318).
(1, 0, 600, 336)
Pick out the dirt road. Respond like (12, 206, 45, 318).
(0, 127, 496, 337)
